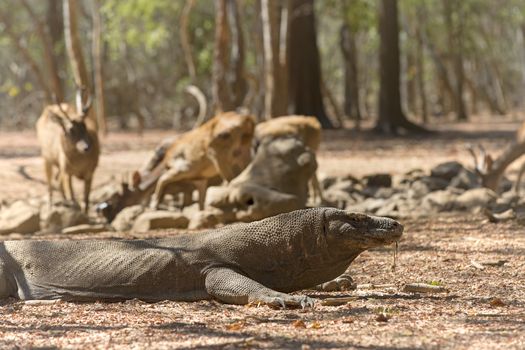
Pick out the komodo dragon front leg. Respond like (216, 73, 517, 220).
(205, 268, 314, 308)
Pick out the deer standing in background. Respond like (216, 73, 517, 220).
(36, 89, 99, 213)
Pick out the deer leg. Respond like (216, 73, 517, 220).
(83, 177, 92, 214)
(310, 173, 324, 204)
(62, 173, 75, 205)
(44, 161, 53, 208)
(194, 179, 208, 210)
(182, 186, 194, 207)
(150, 168, 187, 209)
(514, 162, 525, 196)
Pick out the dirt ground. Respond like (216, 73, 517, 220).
(0, 120, 524, 349)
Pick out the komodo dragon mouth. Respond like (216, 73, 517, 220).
(324, 210, 404, 249)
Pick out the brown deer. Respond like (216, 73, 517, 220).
(468, 121, 525, 192)
(96, 111, 255, 222)
(36, 89, 99, 213)
(253, 115, 323, 202)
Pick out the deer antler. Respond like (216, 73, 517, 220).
(76, 86, 93, 119)
(467, 144, 493, 176)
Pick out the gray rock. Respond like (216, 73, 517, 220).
(345, 197, 387, 214)
(454, 188, 497, 211)
(421, 190, 459, 212)
(111, 205, 145, 231)
(431, 161, 465, 181)
(132, 211, 189, 232)
(187, 209, 227, 230)
(41, 202, 89, 232)
(0, 200, 40, 235)
(449, 168, 480, 190)
(363, 173, 392, 188)
(321, 188, 361, 209)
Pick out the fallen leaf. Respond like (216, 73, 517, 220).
(292, 320, 306, 328)
(489, 298, 506, 307)
(402, 283, 447, 293)
(376, 313, 390, 322)
(226, 321, 246, 331)
(309, 321, 322, 329)
(320, 297, 356, 306)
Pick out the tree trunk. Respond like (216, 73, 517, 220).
(63, 0, 89, 89)
(47, 0, 66, 99)
(375, 0, 426, 134)
(443, 0, 467, 121)
(287, 0, 333, 128)
(212, 0, 247, 113)
(92, 0, 107, 134)
(415, 9, 428, 123)
(340, 24, 361, 129)
(180, 0, 197, 80)
(261, 0, 289, 119)
(20, 0, 63, 102)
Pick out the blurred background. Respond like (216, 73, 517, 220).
(1, 0, 524, 133)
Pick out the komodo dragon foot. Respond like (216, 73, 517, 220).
(315, 273, 356, 292)
(205, 267, 315, 309)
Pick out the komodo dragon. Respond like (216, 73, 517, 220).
(0, 208, 402, 307)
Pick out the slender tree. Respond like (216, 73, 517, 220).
(212, 0, 247, 113)
(340, 23, 361, 128)
(287, 0, 333, 128)
(375, 0, 426, 134)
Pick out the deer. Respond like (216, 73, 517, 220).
(96, 111, 255, 222)
(36, 89, 99, 213)
(468, 121, 525, 193)
(253, 115, 323, 203)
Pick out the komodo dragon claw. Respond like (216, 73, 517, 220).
(268, 295, 315, 309)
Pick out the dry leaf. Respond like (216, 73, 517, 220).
(376, 313, 390, 322)
(489, 298, 506, 307)
(292, 320, 307, 328)
(321, 297, 356, 306)
(402, 283, 447, 293)
(226, 321, 246, 331)
(309, 321, 322, 329)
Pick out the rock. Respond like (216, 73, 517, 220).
(111, 205, 145, 231)
(187, 209, 224, 230)
(345, 198, 387, 214)
(0, 200, 40, 234)
(89, 181, 122, 204)
(41, 202, 89, 232)
(454, 188, 497, 211)
(408, 176, 449, 199)
(363, 173, 392, 188)
(132, 211, 189, 232)
(399, 168, 425, 184)
(449, 168, 480, 190)
(361, 187, 397, 199)
(421, 190, 459, 212)
(62, 224, 109, 234)
(321, 188, 361, 209)
(430, 161, 465, 181)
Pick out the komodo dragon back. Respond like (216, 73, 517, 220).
(0, 208, 403, 308)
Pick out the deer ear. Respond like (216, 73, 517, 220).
(50, 113, 70, 131)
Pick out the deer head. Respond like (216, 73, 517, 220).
(51, 88, 94, 154)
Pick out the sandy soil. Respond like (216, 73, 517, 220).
(0, 121, 524, 349)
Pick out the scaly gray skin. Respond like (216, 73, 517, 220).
(0, 208, 403, 308)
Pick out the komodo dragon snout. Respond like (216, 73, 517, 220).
(324, 211, 403, 249)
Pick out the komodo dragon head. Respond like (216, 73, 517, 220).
(323, 209, 403, 250)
